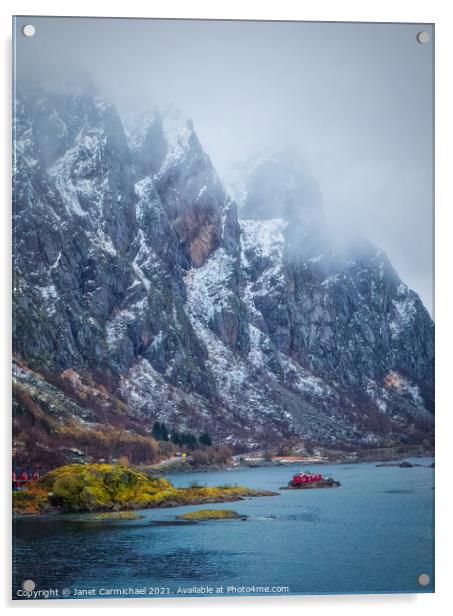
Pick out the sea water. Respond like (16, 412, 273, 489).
(12, 458, 434, 598)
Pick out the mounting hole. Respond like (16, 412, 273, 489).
(417, 573, 430, 586)
(417, 31, 430, 44)
(22, 579, 36, 592)
(22, 24, 36, 38)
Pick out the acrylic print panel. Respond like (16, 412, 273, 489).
(12, 16, 434, 600)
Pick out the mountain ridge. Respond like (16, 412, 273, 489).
(12, 88, 434, 467)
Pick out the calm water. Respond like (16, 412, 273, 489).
(13, 459, 434, 599)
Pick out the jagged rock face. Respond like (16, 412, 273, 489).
(131, 109, 228, 269)
(13, 93, 137, 371)
(238, 155, 434, 397)
(13, 92, 215, 400)
(13, 89, 434, 452)
(129, 112, 167, 178)
(129, 108, 250, 355)
(237, 148, 325, 257)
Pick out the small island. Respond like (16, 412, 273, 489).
(12, 463, 278, 515)
(280, 471, 340, 490)
(376, 460, 423, 468)
(92, 511, 144, 521)
(176, 509, 246, 521)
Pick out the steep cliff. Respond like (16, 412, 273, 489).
(12, 89, 434, 464)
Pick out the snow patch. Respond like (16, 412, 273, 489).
(241, 218, 287, 260)
(389, 294, 416, 336)
(184, 247, 235, 324)
(157, 109, 194, 176)
(48, 127, 109, 218)
(88, 230, 117, 256)
(132, 229, 157, 291)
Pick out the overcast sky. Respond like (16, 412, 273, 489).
(14, 17, 434, 315)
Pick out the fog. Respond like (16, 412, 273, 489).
(14, 17, 434, 314)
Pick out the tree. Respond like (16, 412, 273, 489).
(161, 423, 169, 441)
(152, 421, 169, 441)
(152, 422, 161, 441)
(199, 431, 213, 447)
(171, 431, 182, 446)
(180, 432, 198, 450)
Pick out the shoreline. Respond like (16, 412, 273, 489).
(13, 489, 279, 518)
(13, 490, 279, 519)
(12, 463, 280, 518)
(144, 448, 434, 475)
(13, 454, 434, 518)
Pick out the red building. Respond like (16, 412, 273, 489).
(12, 469, 41, 489)
(291, 472, 323, 485)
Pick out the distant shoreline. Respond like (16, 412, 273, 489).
(142, 447, 434, 475)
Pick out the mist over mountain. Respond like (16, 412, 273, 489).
(12, 87, 434, 466)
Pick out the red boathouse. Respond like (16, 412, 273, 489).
(291, 472, 323, 485)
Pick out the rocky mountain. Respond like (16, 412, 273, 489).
(12, 88, 434, 466)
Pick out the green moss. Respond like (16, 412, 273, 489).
(13, 463, 278, 514)
(177, 509, 245, 521)
(40, 463, 174, 511)
(92, 511, 143, 521)
(12, 486, 49, 515)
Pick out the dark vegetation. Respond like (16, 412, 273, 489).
(12, 369, 233, 471)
